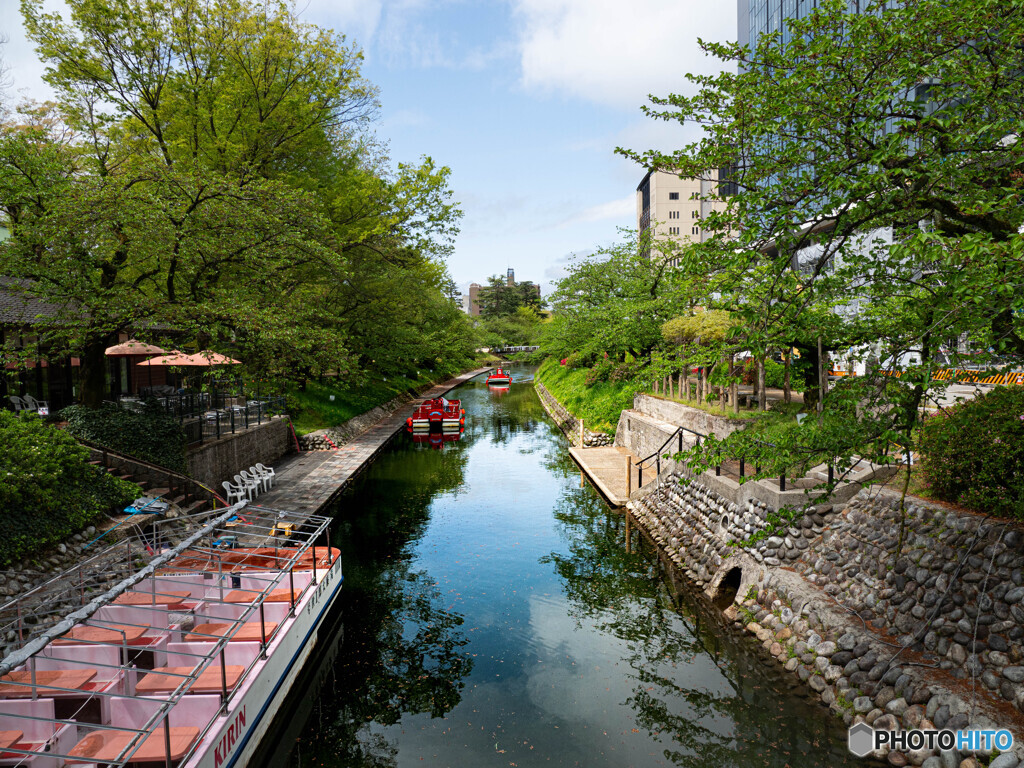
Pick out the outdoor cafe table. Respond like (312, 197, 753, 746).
(0, 731, 23, 750)
(223, 588, 299, 604)
(184, 622, 277, 643)
(0, 669, 97, 697)
(53, 624, 151, 646)
(114, 591, 191, 607)
(67, 726, 200, 764)
(135, 665, 245, 695)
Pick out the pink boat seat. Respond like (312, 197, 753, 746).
(165, 642, 260, 671)
(0, 699, 76, 768)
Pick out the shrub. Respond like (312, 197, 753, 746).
(564, 351, 587, 369)
(61, 401, 187, 472)
(0, 412, 139, 566)
(920, 386, 1024, 517)
(585, 358, 614, 387)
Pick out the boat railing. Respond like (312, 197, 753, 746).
(0, 503, 338, 766)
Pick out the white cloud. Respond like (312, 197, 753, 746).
(556, 194, 633, 229)
(512, 0, 735, 110)
(307, 0, 384, 47)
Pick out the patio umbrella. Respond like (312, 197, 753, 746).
(108, 339, 169, 391)
(135, 351, 192, 367)
(104, 339, 167, 357)
(190, 350, 242, 366)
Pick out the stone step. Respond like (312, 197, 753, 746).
(181, 500, 209, 516)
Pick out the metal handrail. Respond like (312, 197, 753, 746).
(632, 424, 836, 493)
(76, 437, 228, 507)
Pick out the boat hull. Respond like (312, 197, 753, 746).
(190, 557, 344, 768)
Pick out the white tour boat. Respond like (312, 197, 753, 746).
(0, 503, 342, 767)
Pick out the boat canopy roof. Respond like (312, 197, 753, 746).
(0, 503, 336, 767)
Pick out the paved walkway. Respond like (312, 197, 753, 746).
(253, 368, 490, 515)
(568, 445, 661, 508)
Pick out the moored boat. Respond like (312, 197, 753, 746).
(485, 368, 512, 386)
(406, 396, 464, 432)
(0, 504, 341, 768)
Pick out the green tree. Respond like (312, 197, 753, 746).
(476, 274, 544, 318)
(544, 233, 700, 363)
(619, 0, 1024, 508)
(3, 0, 461, 404)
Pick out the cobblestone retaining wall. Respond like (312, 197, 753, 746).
(534, 382, 613, 447)
(630, 475, 1024, 767)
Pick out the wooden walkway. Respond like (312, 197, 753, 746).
(252, 368, 490, 515)
(568, 446, 656, 508)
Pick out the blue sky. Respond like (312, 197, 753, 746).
(2, 0, 736, 295)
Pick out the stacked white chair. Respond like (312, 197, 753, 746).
(221, 480, 246, 505)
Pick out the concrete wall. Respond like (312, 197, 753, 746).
(186, 417, 293, 489)
(631, 394, 749, 438)
(629, 476, 1024, 765)
(534, 383, 612, 447)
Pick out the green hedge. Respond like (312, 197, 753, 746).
(920, 386, 1024, 517)
(61, 401, 187, 472)
(0, 412, 140, 566)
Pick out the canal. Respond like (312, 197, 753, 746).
(268, 368, 860, 767)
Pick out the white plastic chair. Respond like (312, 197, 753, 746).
(249, 465, 271, 493)
(222, 480, 246, 505)
(255, 463, 276, 489)
(239, 469, 262, 497)
(22, 394, 49, 413)
(234, 473, 258, 501)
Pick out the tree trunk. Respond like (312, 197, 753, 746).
(697, 367, 704, 405)
(757, 356, 766, 412)
(731, 353, 739, 415)
(682, 368, 689, 401)
(78, 338, 110, 408)
(784, 350, 792, 404)
(817, 335, 825, 425)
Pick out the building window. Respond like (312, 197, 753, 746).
(691, 210, 699, 219)
(669, 192, 679, 200)
(669, 210, 679, 219)
(692, 226, 700, 235)
(668, 226, 680, 235)
(690, 192, 700, 200)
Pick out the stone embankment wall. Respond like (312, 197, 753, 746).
(534, 382, 613, 447)
(299, 390, 420, 451)
(187, 417, 293, 488)
(630, 475, 1024, 767)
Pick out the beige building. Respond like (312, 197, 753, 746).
(636, 170, 727, 263)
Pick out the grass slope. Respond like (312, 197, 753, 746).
(288, 356, 499, 435)
(535, 358, 639, 434)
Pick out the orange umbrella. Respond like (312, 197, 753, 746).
(134, 351, 192, 367)
(105, 339, 168, 357)
(190, 350, 242, 366)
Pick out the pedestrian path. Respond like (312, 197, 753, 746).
(568, 445, 663, 508)
(253, 368, 490, 515)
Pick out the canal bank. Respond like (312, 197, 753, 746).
(263, 366, 865, 767)
(252, 367, 490, 515)
(539, 380, 1024, 766)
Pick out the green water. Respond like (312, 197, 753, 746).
(280, 369, 860, 767)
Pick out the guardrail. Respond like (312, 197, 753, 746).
(633, 424, 839, 493)
(181, 397, 287, 445)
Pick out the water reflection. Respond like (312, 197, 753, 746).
(274, 368, 860, 767)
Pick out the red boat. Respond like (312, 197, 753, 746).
(406, 396, 464, 432)
(486, 367, 512, 385)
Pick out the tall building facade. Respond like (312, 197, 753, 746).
(636, 170, 726, 262)
(741, 0, 880, 51)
